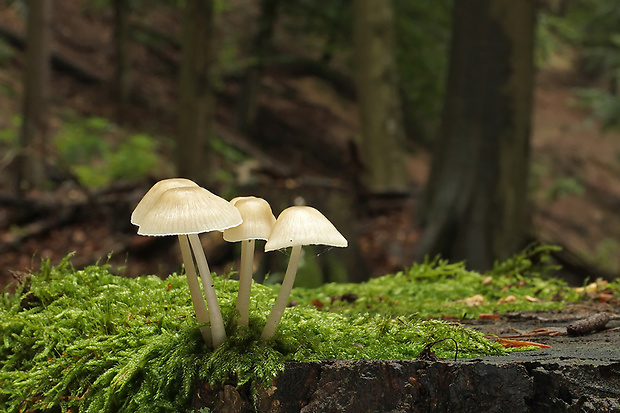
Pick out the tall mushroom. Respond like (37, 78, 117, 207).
(136, 185, 242, 348)
(223, 196, 276, 327)
(260, 206, 347, 340)
(131, 179, 213, 344)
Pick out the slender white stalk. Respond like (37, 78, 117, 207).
(188, 233, 227, 349)
(261, 244, 302, 340)
(178, 235, 212, 346)
(236, 239, 255, 327)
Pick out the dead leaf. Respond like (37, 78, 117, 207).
(478, 313, 501, 320)
(595, 293, 614, 303)
(498, 295, 517, 304)
(459, 294, 486, 307)
(311, 299, 324, 309)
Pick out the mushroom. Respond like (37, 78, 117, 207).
(223, 196, 276, 327)
(136, 185, 242, 348)
(260, 206, 347, 339)
(131, 179, 214, 344)
(130, 178, 200, 226)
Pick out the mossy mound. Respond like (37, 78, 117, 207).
(0, 246, 579, 412)
(292, 245, 581, 318)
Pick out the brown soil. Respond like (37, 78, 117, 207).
(1, 2, 620, 291)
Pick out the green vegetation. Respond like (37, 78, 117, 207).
(0, 38, 15, 66)
(545, 175, 586, 202)
(594, 238, 620, 273)
(0, 114, 20, 145)
(54, 116, 164, 188)
(0, 246, 594, 412)
(292, 245, 579, 319)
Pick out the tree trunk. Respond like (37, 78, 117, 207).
(18, 0, 51, 191)
(177, 0, 216, 184)
(236, 0, 279, 135)
(112, 0, 131, 105)
(353, 0, 409, 195)
(415, 1, 536, 271)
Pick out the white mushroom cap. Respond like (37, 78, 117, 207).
(138, 186, 242, 236)
(264, 206, 348, 251)
(223, 196, 276, 242)
(131, 178, 199, 226)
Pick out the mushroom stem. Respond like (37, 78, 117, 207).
(261, 244, 302, 340)
(236, 239, 255, 327)
(188, 233, 227, 348)
(178, 235, 212, 346)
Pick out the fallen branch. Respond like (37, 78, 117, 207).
(0, 206, 77, 253)
(0, 183, 140, 252)
(495, 338, 551, 349)
(495, 327, 562, 339)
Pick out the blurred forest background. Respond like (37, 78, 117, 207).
(2, 0, 620, 290)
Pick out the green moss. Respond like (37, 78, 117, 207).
(292, 244, 579, 318)
(0, 246, 576, 412)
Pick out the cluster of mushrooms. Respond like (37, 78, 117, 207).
(131, 178, 347, 348)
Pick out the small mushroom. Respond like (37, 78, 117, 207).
(137, 186, 242, 348)
(223, 196, 276, 327)
(131, 179, 214, 344)
(260, 206, 347, 339)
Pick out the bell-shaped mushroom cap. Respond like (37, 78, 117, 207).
(223, 196, 276, 242)
(264, 206, 347, 251)
(131, 178, 198, 226)
(138, 186, 242, 236)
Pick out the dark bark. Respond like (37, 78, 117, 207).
(177, 0, 216, 184)
(415, 1, 536, 271)
(18, 0, 52, 192)
(193, 358, 620, 412)
(236, 0, 280, 134)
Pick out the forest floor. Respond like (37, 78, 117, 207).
(1, 2, 620, 292)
